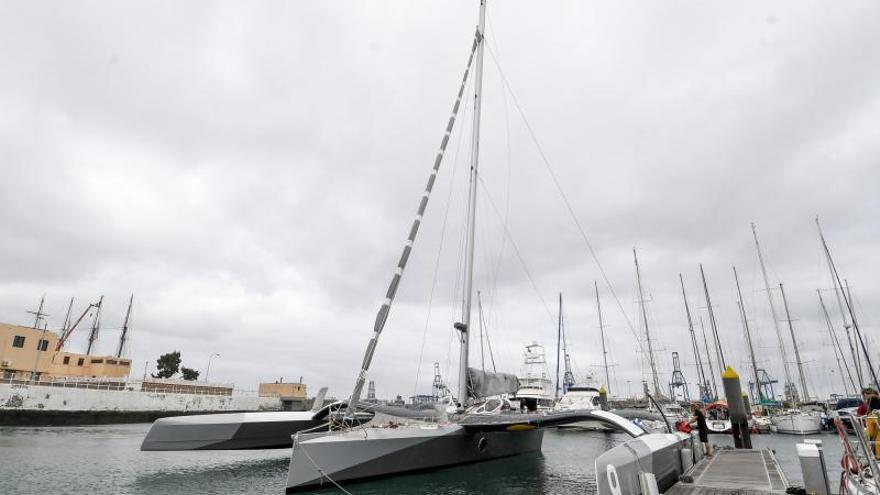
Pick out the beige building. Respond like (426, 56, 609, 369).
(0, 322, 131, 380)
(258, 381, 307, 398)
(259, 381, 308, 411)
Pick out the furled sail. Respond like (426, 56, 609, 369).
(467, 368, 519, 398)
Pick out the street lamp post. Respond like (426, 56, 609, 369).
(205, 353, 220, 382)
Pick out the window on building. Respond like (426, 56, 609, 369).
(91, 359, 103, 364)
(63, 356, 71, 365)
(12, 335, 25, 348)
(77, 358, 84, 366)
(37, 339, 49, 351)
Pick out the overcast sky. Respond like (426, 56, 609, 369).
(1, 1, 878, 402)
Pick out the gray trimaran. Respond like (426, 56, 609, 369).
(285, 1, 640, 491)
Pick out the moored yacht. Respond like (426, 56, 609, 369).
(770, 409, 822, 435)
(514, 342, 555, 411)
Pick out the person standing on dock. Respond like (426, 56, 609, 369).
(689, 403, 712, 458)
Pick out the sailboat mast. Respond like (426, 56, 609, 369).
(457, 0, 487, 406)
(117, 294, 134, 358)
(733, 266, 762, 403)
(751, 223, 795, 401)
(633, 249, 662, 398)
(679, 274, 708, 402)
(699, 264, 726, 371)
(699, 316, 719, 399)
(85, 295, 103, 355)
(61, 297, 74, 335)
(555, 293, 562, 399)
(818, 289, 856, 396)
(816, 217, 862, 388)
(343, 24, 481, 416)
(779, 284, 809, 403)
(595, 281, 611, 394)
(815, 217, 880, 392)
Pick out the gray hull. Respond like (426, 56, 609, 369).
(286, 424, 543, 492)
(595, 431, 698, 494)
(141, 411, 322, 450)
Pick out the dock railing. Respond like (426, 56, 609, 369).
(0, 375, 249, 396)
(835, 413, 880, 491)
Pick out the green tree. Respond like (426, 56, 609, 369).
(181, 367, 200, 381)
(153, 351, 181, 379)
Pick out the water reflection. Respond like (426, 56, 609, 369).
(0, 423, 833, 495)
(130, 456, 290, 495)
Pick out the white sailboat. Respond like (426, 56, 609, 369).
(284, 2, 642, 491)
(751, 224, 821, 435)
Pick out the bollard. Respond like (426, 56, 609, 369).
(722, 366, 752, 449)
(599, 385, 608, 411)
(798, 441, 830, 495)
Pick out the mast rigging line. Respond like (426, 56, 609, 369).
(476, 175, 557, 328)
(483, 40, 644, 353)
(346, 31, 481, 416)
(412, 61, 474, 399)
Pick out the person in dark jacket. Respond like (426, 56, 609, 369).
(689, 402, 712, 457)
(866, 388, 880, 414)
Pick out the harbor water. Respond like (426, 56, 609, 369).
(0, 423, 843, 494)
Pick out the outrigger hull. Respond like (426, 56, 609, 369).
(286, 424, 543, 492)
(141, 411, 324, 451)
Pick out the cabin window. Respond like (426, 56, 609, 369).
(120, 360, 130, 367)
(77, 358, 84, 366)
(37, 339, 49, 351)
(106, 359, 117, 365)
(90, 359, 103, 364)
(12, 336, 25, 348)
(63, 356, 71, 365)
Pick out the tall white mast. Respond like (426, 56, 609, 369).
(633, 249, 662, 398)
(457, 0, 487, 406)
(595, 281, 611, 394)
(733, 266, 762, 403)
(779, 283, 809, 403)
(816, 216, 863, 389)
(343, 15, 482, 415)
(751, 223, 795, 402)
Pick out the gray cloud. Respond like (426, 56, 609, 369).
(0, 1, 877, 401)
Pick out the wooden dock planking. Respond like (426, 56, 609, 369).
(666, 449, 788, 494)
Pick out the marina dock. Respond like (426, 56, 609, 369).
(667, 449, 789, 494)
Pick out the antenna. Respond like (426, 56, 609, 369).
(26, 296, 49, 330)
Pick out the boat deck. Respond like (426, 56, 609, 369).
(666, 449, 788, 494)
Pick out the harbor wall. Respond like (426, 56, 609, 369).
(0, 382, 281, 425)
